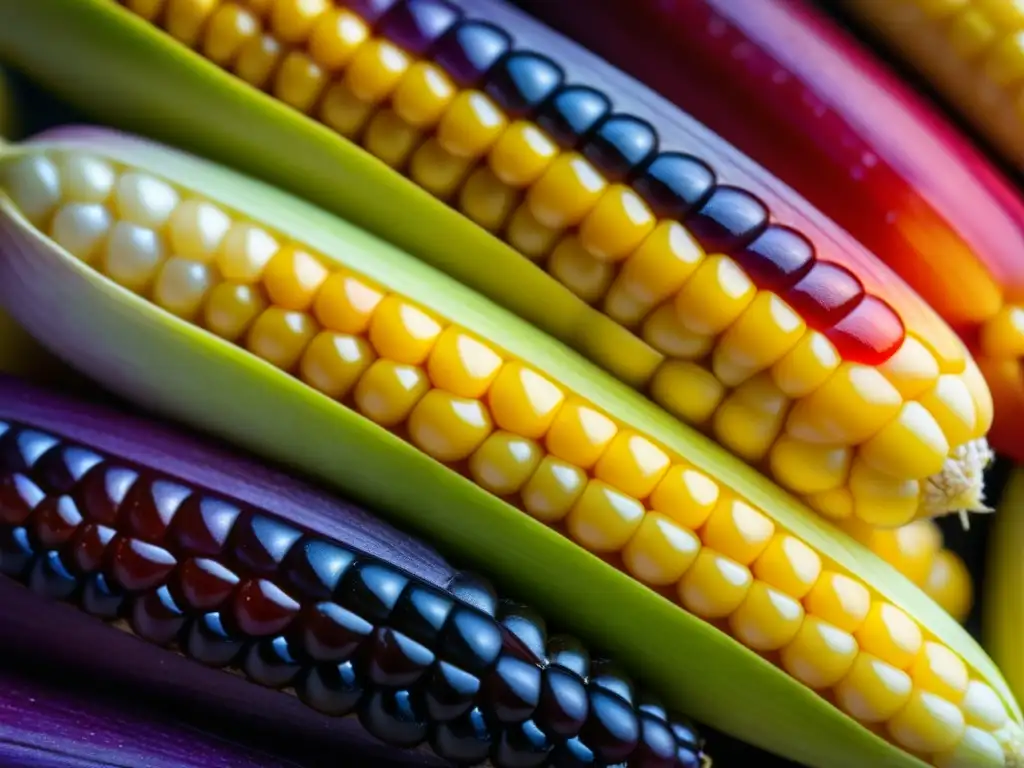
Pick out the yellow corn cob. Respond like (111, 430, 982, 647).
(17, 0, 994, 530)
(0, 134, 1018, 768)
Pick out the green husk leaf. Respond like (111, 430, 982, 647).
(0, 130, 1016, 768)
(986, 467, 1024, 709)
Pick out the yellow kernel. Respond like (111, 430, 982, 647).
(770, 330, 840, 398)
(547, 235, 615, 304)
(204, 283, 267, 341)
(910, 642, 969, 703)
(273, 51, 328, 113)
(436, 91, 508, 159)
(202, 5, 260, 66)
(504, 203, 561, 260)
(526, 153, 607, 230)
(806, 487, 855, 522)
(165, 0, 218, 46)
(577, 185, 656, 263)
(299, 331, 376, 400)
(984, 30, 1024, 87)
(246, 308, 318, 370)
(269, 0, 329, 45)
(639, 304, 712, 359)
(344, 39, 409, 104)
(729, 581, 805, 652)
(566, 481, 645, 553)
(678, 549, 753, 619)
(114, 172, 179, 230)
(152, 257, 212, 319)
(407, 390, 494, 463)
(924, 549, 973, 624)
(918, 375, 980, 446)
(468, 431, 543, 496)
(622, 512, 701, 586)
(593, 431, 671, 501)
(352, 359, 430, 427)
(363, 108, 423, 169)
(458, 166, 519, 232)
(319, 83, 373, 138)
(779, 616, 858, 689)
(700, 498, 775, 566)
(392, 62, 456, 129)
(216, 222, 279, 283)
(933, 727, 1005, 768)
(804, 571, 871, 633)
(602, 281, 654, 327)
(713, 293, 806, 387)
(786, 363, 903, 445)
(649, 360, 725, 427)
(615, 222, 705, 309)
(408, 138, 474, 199)
(49, 203, 112, 264)
(753, 535, 822, 599)
(962, 680, 1009, 731)
(313, 272, 384, 335)
(834, 653, 913, 723)
(711, 374, 790, 463)
(887, 689, 966, 754)
(262, 245, 329, 311)
(102, 222, 166, 294)
(849, 460, 920, 528)
(947, 9, 997, 60)
(869, 520, 941, 586)
(769, 435, 851, 495)
(426, 327, 503, 399)
(308, 9, 369, 71)
(521, 456, 587, 524)
(855, 602, 923, 670)
(858, 401, 950, 480)
(979, 305, 1024, 360)
(650, 467, 720, 530)
(488, 121, 558, 188)
(368, 296, 444, 365)
(673, 255, 755, 336)
(879, 334, 940, 399)
(168, 199, 231, 262)
(544, 398, 618, 470)
(488, 363, 565, 440)
(234, 33, 282, 89)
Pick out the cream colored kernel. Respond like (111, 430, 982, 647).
(169, 199, 233, 262)
(49, 203, 113, 263)
(102, 221, 167, 293)
(56, 153, 115, 203)
(114, 171, 180, 229)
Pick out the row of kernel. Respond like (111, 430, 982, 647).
(115, 0, 909, 367)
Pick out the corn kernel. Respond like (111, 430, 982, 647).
(650, 467, 720, 530)
(102, 221, 166, 293)
(855, 602, 923, 670)
(262, 245, 329, 311)
(602, 281, 654, 327)
(364, 109, 422, 169)
(202, 5, 260, 66)
(678, 549, 753, 619)
(713, 293, 805, 387)
(216, 223, 279, 283)
(849, 460, 919, 528)
(769, 435, 851, 494)
(436, 91, 507, 159)
(729, 581, 805, 652)
(468, 431, 543, 496)
(56, 153, 115, 204)
(0, 155, 60, 225)
(308, 9, 368, 71)
(165, 0, 218, 46)
(319, 83, 373, 137)
(168, 199, 231, 262)
(780, 616, 858, 689)
(488, 363, 565, 439)
(806, 488, 855, 521)
(887, 689, 966, 754)
(786, 363, 903, 445)
(246, 308, 318, 370)
(918, 375, 979, 446)
(804, 571, 871, 633)
(505, 203, 561, 260)
(152, 257, 212, 318)
(649, 361, 725, 427)
(234, 34, 282, 89)
(459, 166, 519, 232)
(521, 456, 587, 524)
(527, 153, 607, 230)
(115, 172, 179, 230)
(578, 185, 656, 263)
(392, 62, 456, 129)
(345, 39, 409, 104)
(770, 330, 841, 399)
(270, 0, 329, 45)
(368, 296, 444, 365)
(566, 480, 645, 553)
(273, 51, 327, 113)
(879, 334, 940, 399)
(700, 498, 775, 567)
(614, 222, 705, 310)
(547, 236, 615, 304)
(408, 389, 494, 463)
(408, 138, 474, 199)
(622, 512, 701, 586)
(910, 642, 969, 703)
(835, 653, 914, 722)
(870, 521, 941, 586)
(488, 121, 558, 188)
(353, 359, 430, 426)
(641, 304, 714, 359)
(711, 374, 790, 463)
(49, 203, 112, 264)
(859, 401, 950, 480)
(934, 728, 1006, 768)
(673, 255, 755, 336)
(593, 431, 671, 500)
(753, 535, 822, 599)
(962, 680, 1009, 731)
(426, 327, 503, 399)
(924, 549, 973, 624)
(545, 399, 618, 470)
(299, 331, 375, 399)
(313, 272, 384, 335)
(204, 283, 267, 341)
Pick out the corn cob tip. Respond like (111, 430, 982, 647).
(921, 439, 994, 521)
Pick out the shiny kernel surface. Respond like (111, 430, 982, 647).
(753, 534, 822, 599)
(566, 480, 645, 553)
(468, 431, 542, 496)
(855, 602, 924, 671)
(700, 498, 775, 566)
(488, 121, 558, 188)
(368, 296, 444, 365)
(520, 456, 586, 523)
(427, 327, 503, 399)
(392, 62, 455, 128)
(313, 271, 384, 335)
(649, 466, 720, 529)
(526, 152, 607, 229)
(544, 398, 617, 470)
(678, 549, 753, 619)
(673, 255, 756, 336)
(834, 653, 914, 723)
(300, 331, 376, 399)
(780, 617, 859, 689)
(407, 389, 493, 463)
(887, 690, 966, 754)
(621, 512, 701, 586)
(728, 581, 805, 651)
(488, 363, 565, 439)
(246, 308, 317, 370)
(804, 571, 871, 633)
(593, 430, 671, 501)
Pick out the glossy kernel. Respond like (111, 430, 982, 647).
(917, 375, 979, 446)
(408, 138, 474, 199)
(855, 602, 923, 670)
(614, 221, 705, 310)
(713, 293, 806, 387)
(848, 461, 919, 529)
(779, 617, 858, 689)
(677, 549, 753, 619)
(364, 109, 422, 171)
(468, 431, 542, 496)
(649, 361, 725, 427)
(803, 571, 871, 633)
(426, 327, 503, 399)
(769, 436, 851, 495)
(368, 296, 444, 366)
(488, 363, 565, 440)
(700, 498, 775, 566)
(520, 456, 586, 524)
(353, 359, 430, 427)
(392, 62, 456, 129)
(165, 0, 218, 46)
(673, 255, 756, 336)
(488, 121, 558, 188)
(458, 167, 518, 232)
(344, 39, 410, 104)
(204, 283, 267, 341)
(234, 34, 283, 89)
(262, 245, 329, 311)
(878, 335, 941, 400)
(834, 653, 913, 723)
(859, 402, 949, 480)
(407, 390, 493, 463)
(526, 153, 607, 230)
(216, 223, 279, 284)
(577, 186, 656, 263)
(544, 399, 618, 470)
(641, 304, 715, 359)
(786, 363, 903, 445)
(168, 199, 231, 262)
(319, 83, 374, 137)
(299, 332, 376, 399)
(649, 466, 720, 530)
(910, 642, 969, 703)
(504, 203, 560, 260)
(728, 581, 805, 652)
(274, 51, 327, 113)
(546, 236, 615, 304)
(770, 331, 841, 399)
(203, 5, 260, 68)
(152, 258, 213, 319)
(752, 535, 822, 599)
(246, 308, 318, 371)
(621, 512, 701, 587)
(313, 272, 384, 335)
(308, 8, 369, 71)
(436, 91, 508, 159)
(565, 481, 645, 553)
(887, 689, 966, 754)
(592, 431, 670, 501)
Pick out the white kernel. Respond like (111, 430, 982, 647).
(49, 203, 113, 263)
(102, 221, 166, 293)
(153, 257, 213, 317)
(216, 222, 279, 283)
(57, 153, 116, 203)
(168, 199, 232, 261)
(114, 172, 180, 228)
(1, 154, 62, 225)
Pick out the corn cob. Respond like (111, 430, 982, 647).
(510, 0, 1024, 467)
(0, 127, 1018, 768)
(0, 0, 996, 528)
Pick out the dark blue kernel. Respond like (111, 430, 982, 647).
(581, 114, 658, 182)
(424, 660, 480, 722)
(1, 429, 59, 474)
(485, 52, 564, 119)
(685, 185, 769, 254)
(0, 526, 34, 577)
(299, 601, 373, 662)
(28, 549, 77, 600)
(297, 661, 364, 716)
(733, 225, 816, 293)
(430, 706, 493, 764)
(336, 560, 409, 623)
(669, 720, 702, 752)
(447, 571, 498, 616)
(632, 712, 677, 768)
(359, 688, 430, 749)
(434, 21, 513, 88)
(536, 665, 588, 739)
(226, 513, 302, 577)
(637, 694, 668, 723)
(80, 573, 124, 619)
(545, 634, 590, 678)
(366, 626, 436, 688)
(390, 583, 454, 646)
(281, 538, 357, 601)
(632, 153, 715, 220)
(580, 685, 640, 764)
(185, 611, 243, 667)
(130, 585, 186, 645)
(378, 0, 460, 56)
(484, 654, 542, 724)
(588, 660, 634, 706)
(438, 605, 503, 675)
(549, 737, 598, 766)
(493, 720, 553, 768)
(536, 86, 612, 148)
(243, 635, 302, 689)
(497, 601, 547, 662)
